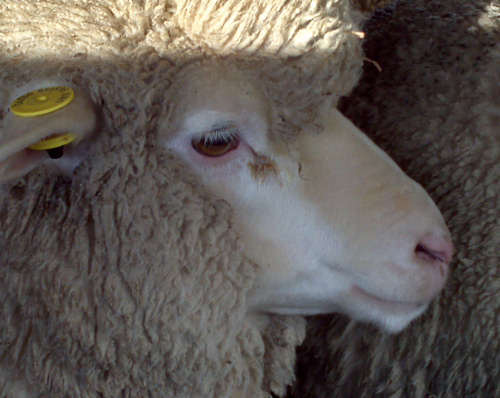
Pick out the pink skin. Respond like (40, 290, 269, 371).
(0, 141, 89, 181)
(0, 148, 46, 181)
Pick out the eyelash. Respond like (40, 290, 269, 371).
(192, 125, 239, 145)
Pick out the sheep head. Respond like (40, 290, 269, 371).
(0, 0, 451, 332)
(157, 60, 452, 333)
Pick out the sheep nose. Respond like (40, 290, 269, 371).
(415, 234, 453, 277)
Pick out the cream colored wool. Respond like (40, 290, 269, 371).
(0, 0, 387, 396)
(291, 1, 500, 397)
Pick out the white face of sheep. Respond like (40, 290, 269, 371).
(162, 67, 453, 333)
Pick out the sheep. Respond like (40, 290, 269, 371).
(0, 0, 456, 396)
(291, 0, 500, 397)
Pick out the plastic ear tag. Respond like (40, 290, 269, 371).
(29, 133, 77, 159)
(10, 87, 76, 158)
(11, 87, 74, 117)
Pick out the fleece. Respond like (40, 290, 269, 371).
(291, 1, 500, 397)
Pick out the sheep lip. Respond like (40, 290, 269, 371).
(352, 286, 425, 313)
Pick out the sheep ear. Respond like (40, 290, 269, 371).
(0, 86, 97, 183)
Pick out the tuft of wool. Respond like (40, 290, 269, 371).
(291, 1, 500, 397)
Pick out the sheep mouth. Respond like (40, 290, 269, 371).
(352, 286, 425, 313)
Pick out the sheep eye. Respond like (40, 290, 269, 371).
(191, 125, 240, 157)
(192, 138, 238, 157)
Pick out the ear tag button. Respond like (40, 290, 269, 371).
(10, 87, 77, 158)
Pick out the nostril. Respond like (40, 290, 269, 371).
(415, 236, 453, 275)
(415, 244, 449, 264)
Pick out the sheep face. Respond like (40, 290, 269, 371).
(161, 63, 453, 333)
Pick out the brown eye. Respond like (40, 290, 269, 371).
(192, 138, 239, 157)
(191, 126, 240, 157)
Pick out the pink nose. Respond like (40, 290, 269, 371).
(415, 234, 453, 277)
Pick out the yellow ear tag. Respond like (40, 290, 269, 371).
(11, 86, 74, 117)
(10, 87, 77, 158)
(28, 133, 76, 150)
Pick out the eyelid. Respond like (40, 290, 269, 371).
(192, 123, 240, 145)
